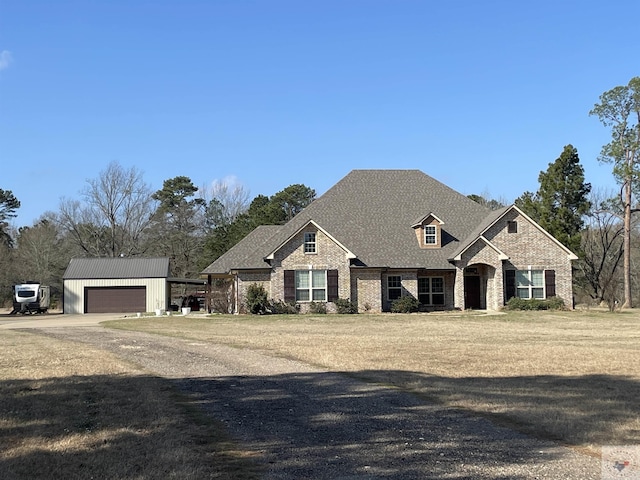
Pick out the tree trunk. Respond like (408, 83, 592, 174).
(623, 181, 633, 308)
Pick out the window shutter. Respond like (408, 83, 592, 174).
(327, 269, 339, 302)
(284, 270, 295, 303)
(505, 270, 516, 300)
(545, 270, 556, 298)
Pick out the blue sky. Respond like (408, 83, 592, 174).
(1, 1, 638, 227)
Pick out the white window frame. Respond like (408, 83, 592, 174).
(295, 269, 326, 302)
(424, 225, 437, 245)
(304, 232, 317, 254)
(516, 269, 545, 299)
(387, 275, 402, 300)
(418, 277, 445, 305)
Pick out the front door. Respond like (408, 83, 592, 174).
(464, 276, 481, 309)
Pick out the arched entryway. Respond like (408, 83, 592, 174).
(463, 264, 496, 310)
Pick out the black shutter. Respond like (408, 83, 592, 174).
(327, 269, 339, 302)
(505, 270, 516, 300)
(545, 270, 556, 298)
(284, 270, 295, 303)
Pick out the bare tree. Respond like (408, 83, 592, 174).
(200, 176, 251, 228)
(58, 161, 156, 257)
(575, 189, 625, 309)
(14, 219, 70, 300)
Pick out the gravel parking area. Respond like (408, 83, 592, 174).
(26, 325, 600, 479)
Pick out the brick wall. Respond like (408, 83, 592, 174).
(480, 209, 574, 307)
(271, 225, 352, 312)
(351, 269, 383, 313)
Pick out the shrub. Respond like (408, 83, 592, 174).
(390, 295, 419, 313)
(334, 298, 358, 314)
(309, 301, 327, 314)
(268, 299, 299, 314)
(504, 296, 566, 311)
(245, 283, 269, 314)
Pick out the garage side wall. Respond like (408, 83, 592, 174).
(63, 278, 167, 314)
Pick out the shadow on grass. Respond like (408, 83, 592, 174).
(2, 370, 621, 479)
(353, 370, 640, 447)
(0, 374, 260, 480)
(170, 371, 604, 479)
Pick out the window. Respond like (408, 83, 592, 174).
(424, 225, 437, 245)
(508, 221, 518, 233)
(295, 270, 326, 302)
(418, 277, 445, 305)
(304, 232, 316, 253)
(388, 275, 402, 300)
(516, 269, 544, 299)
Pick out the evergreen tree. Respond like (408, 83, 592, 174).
(0, 188, 20, 247)
(204, 184, 316, 262)
(516, 145, 591, 254)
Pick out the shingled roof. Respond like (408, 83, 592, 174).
(64, 257, 170, 279)
(203, 170, 493, 273)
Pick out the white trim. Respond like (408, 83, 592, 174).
(453, 205, 578, 261)
(453, 236, 509, 261)
(424, 224, 438, 245)
(265, 220, 357, 260)
(411, 212, 445, 228)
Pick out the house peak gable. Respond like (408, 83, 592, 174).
(265, 220, 356, 261)
(411, 212, 445, 228)
(450, 205, 579, 261)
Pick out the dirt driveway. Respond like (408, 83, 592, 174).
(6, 315, 601, 479)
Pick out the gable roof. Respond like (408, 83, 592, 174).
(63, 257, 170, 279)
(265, 220, 357, 261)
(450, 205, 579, 261)
(202, 225, 284, 274)
(204, 170, 493, 273)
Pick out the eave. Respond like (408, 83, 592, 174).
(264, 220, 357, 261)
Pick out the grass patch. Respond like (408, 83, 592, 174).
(0, 330, 260, 479)
(105, 309, 640, 453)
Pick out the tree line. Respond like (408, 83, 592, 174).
(0, 165, 315, 306)
(1, 76, 638, 309)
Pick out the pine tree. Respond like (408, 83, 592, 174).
(590, 77, 640, 308)
(516, 145, 591, 255)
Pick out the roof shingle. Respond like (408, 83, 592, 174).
(203, 170, 492, 273)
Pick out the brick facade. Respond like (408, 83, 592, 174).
(232, 209, 575, 313)
(454, 209, 574, 309)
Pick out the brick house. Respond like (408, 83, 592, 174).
(202, 170, 577, 313)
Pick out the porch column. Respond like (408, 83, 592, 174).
(453, 264, 465, 310)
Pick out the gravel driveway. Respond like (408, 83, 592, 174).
(27, 325, 601, 479)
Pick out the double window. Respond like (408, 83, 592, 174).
(295, 270, 326, 301)
(516, 269, 544, 299)
(304, 232, 316, 253)
(418, 277, 445, 305)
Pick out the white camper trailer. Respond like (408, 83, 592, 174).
(11, 283, 50, 314)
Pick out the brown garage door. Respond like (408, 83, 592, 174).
(85, 286, 146, 313)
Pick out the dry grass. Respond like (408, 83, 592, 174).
(0, 330, 260, 479)
(106, 309, 640, 454)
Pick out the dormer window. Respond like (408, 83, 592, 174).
(412, 212, 444, 249)
(304, 232, 316, 253)
(424, 225, 437, 245)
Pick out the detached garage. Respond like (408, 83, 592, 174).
(63, 257, 170, 314)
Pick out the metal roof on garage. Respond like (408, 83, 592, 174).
(63, 257, 171, 279)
